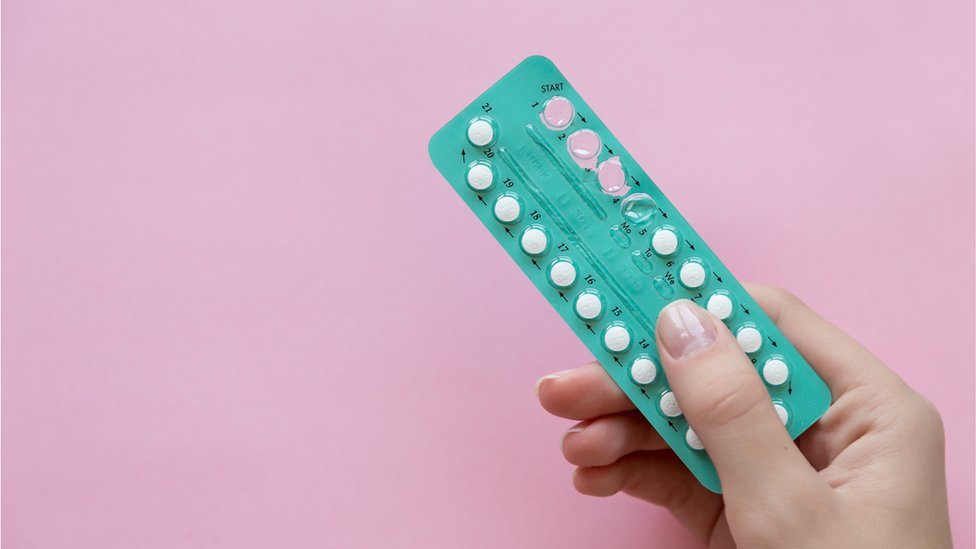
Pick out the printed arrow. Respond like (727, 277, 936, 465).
(461, 149, 466, 162)
(658, 208, 669, 218)
(713, 272, 724, 283)
(668, 421, 677, 432)
(577, 112, 587, 123)
(478, 195, 486, 206)
(640, 388, 649, 399)
(585, 324, 594, 334)
(768, 336, 778, 348)
(686, 240, 695, 251)
(558, 291, 567, 302)
(504, 227, 514, 239)
(604, 144, 614, 154)
(741, 304, 751, 315)
(630, 176, 641, 187)
(788, 381, 793, 395)
(612, 356, 621, 366)
(531, 259, 540, 270)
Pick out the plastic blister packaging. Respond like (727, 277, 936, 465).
(428, 56, 831, 493)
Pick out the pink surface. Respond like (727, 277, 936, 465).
(2, 1, 973, 547)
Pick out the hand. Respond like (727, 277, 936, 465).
(535, 284, 952, 548)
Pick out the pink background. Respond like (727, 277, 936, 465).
(3, 1, 973, 547)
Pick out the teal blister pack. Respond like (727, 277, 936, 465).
(428, 56, 831, 493)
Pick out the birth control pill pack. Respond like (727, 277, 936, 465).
(428, 56, 831, 492)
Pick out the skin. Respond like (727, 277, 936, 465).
(536, 284, 952, 548)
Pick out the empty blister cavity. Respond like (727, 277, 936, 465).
(520, 225, 550, 256)
(493, 193, 524, 224)
(736, 324, 763, 354)
(620, 193, 657, 224)
(706, 291, 735, 320)
(567, 129, 601, 170)
(652, 275, 675, 299)
(651, 226, 680, 257)
(610, 225, 631, 248)
(629, 355, 658, 385)
(465, 161, 496, 192)
(602, 322, 632, 354)
(631, 251, 652, 273)
(467, 116, 497, 147)
(574, 290, 604, 321)
(540, 96, 575, 130)
(548, 257, 578, 288)
(762, 357, 790, 386)
(597, 157, 629, 196)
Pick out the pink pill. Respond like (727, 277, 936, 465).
(598, 156, 628, 194)
(540, 96, 575, 131)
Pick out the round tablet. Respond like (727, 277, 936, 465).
(629, 357, 657, 385)
(685, 427, 704, 450)
(597, 156, 627, 194)
(620, 193, 656, 224)
(660, 391, 682, 418)
(736, 325, 763, 353)
(706, 293, 734, 320)
(762, 358, 790, 386)
(493, 194, 522, 224)
(574, 291, 604, 320)
(773, 402, 790, 426)
(548, 259, 577, 288)
(679, 261, 707, 289)
(602, 323, 632, 353)
(651, 228, 679, 256)
(467, 117, 496, 147)
(567, 129, 601, 159)
(520, 226, 549, 256)
(465, 162, 494, 191)
(541, 96, 575, 130)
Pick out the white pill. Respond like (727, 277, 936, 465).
(575, 292, 603, 320)
(603, 325, 631, 353)
(651, 229, 679, 256)
(493, 195, 521, 223)
(686, 427, 704, 450)
(520, 227, 549, 256)
(660, 391, 682, 417)
(773, 403, 789, 425)
(630, 357, 657, 385)
(549, 260, 577, 288)
(762, 359, 790, 386)
(467, 119, 495, 147)
(679, 262, 707, 289)
(706, 293, 734, 320)
(466, 164, 494, 190)
(736, 326, 763, 353)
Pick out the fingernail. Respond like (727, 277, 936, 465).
(535, 370, 572, 396)
(561, 423, 587, 445)
(658, 300, 717, 359)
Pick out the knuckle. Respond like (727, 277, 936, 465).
(766, 285, 803, 310)
(908, 393, 945, 441)
(691, 370, 766, 429)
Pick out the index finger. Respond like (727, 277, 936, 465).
(744, 283, 900, 396)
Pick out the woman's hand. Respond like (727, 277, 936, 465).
(535, 284, 952, 548)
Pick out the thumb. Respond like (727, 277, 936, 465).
(655, 299, 822, 500)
